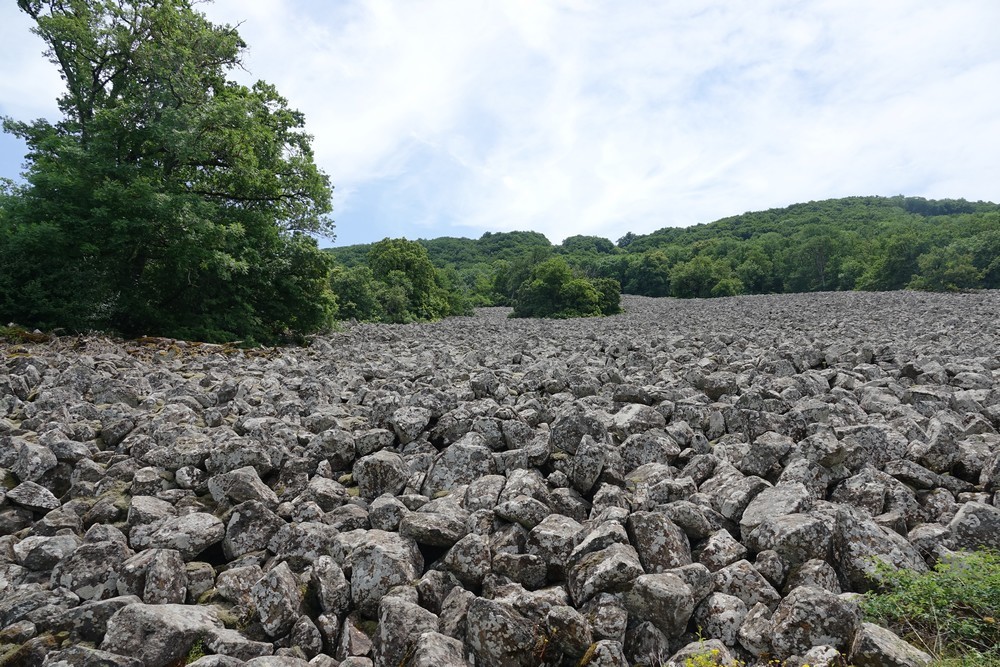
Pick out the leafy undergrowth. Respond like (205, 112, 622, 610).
(862, 550, 1000, 667)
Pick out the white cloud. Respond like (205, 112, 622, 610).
(2, 0, 998, 244)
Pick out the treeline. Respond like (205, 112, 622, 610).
(329, 195, 1000, 307)
(330, 237, 621, 322)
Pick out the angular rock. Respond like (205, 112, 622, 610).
(626, 511, 692, 572)
(208, 466, 279, 508)
(947, 501, 1000, 550)
(569, 543, 645, 605)
(850, 621, 933, 667)
(770, 586, 862, 659)
(693, 592, 748, 647)
(251, 561, 303, 638)
(465, 597, 536, 667)
(101, 603, 223, 667)
(625, 572, 695, 637)
(409, 631, 467, 667)
(421, 434, 496, 497)
(399, 511, 468, 547)
(374, 597, 439, 667)
(224, 500, 286, 560)
(349, 531, 424, 618)
(6, 481, 61, 512)
(739, 482, 812, 534)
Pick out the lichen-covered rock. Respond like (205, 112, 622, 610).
(142, 548, 187, 604)
(389, 406, 433, 445)
(697, 529, 748, 571)
(409, 631, 467, 667)
(208, 465, 279, 509)
(353, 450, 409, 500)
(626, 511, 692, 573)
(569, 543, 645, 605)
(399, 510, 468, 548)
(348, 531, 423, 618)
(849, 622, 933, 667)
(694, 592, 748, 647)
(745, 513, 832, 566)
(11, 442, 58, 483)
(713, 561, 780, 613)
(769, 586, 862, 659)
(101, 603, 223, 667)
(45, 646, 144, 667)
(48, 595, 141, 643)
(251, 561, 302, 638)
(421, 434, 496, 497)
(374, 597, 439, 667)
(223, 500, 286, 560)
(570, 434, 607, 493)
(527, 513, 584, 581)
(581, 639, 630, 666)
(13, 534, 81, 571)
(666, 639, 736, 667)
(831, 511, 927, 591)
(947, 501, 1000, 550)
(6, 481, 61, 511)
(137, 512, 224, 561)
(625, 573, 695, 637)
(268, 521, 340, 570)
(739, 482, 812, 534)
(546, 604, 593, 659)
(51, 538, 132, 601)
(312, 555, 350, 617)
(465, 597, 537, 667)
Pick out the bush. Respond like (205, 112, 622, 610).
(510, 258, 621, 319)
(329, 238, 472, 324)
(862, 550, 1000, 662)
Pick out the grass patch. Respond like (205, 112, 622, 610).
(862, 549, 1000, 665)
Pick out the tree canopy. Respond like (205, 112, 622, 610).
(327, 196, 1000, 312)
(0, 0, 335, 343)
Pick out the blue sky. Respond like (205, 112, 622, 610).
(2, 1, 999, 248)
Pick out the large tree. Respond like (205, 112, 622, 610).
(0, 0, 335, 343)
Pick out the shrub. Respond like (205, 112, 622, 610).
(862, 550, 1000, 662)
(510, 257, 621, 319)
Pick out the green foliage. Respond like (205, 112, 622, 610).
(862, 550, 1000, 661)
(367, 238, 442, 321)
(558, 234, 615, 255)
(592, 278, 623, 315)
(327, 238, 471, 324)
(0, 0, 335, 344)
(510, 257, 619, 319)
(908, 246, 983, 292)
(328, 266, 382, 321)
(325, 195, 1000, 312)
(669, 256, 741, 298)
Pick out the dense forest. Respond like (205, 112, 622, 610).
(328, 195, 1000, 309)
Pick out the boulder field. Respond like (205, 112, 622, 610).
(2, 291, 999, 666)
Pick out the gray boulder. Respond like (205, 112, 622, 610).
(251, 561, 303, 638)
(770, 586, 862, 659)
(850, 622, 933, 667)
(349, 531, 424, 618)
(101, 603, 223, 667)
(353, 450, 409, 500)
(624, 573, 695, 637)
(465, 597, 537, 667)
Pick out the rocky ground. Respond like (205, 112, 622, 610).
(2, 291, 999, 667)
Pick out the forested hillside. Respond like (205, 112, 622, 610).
(328, 195, 1000, 307)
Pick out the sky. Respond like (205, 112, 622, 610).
(1, 1, 999, 248)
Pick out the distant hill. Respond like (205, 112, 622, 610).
(326, 195, 1000, 301)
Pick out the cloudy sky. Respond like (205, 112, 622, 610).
(1, 1, 998, 247)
